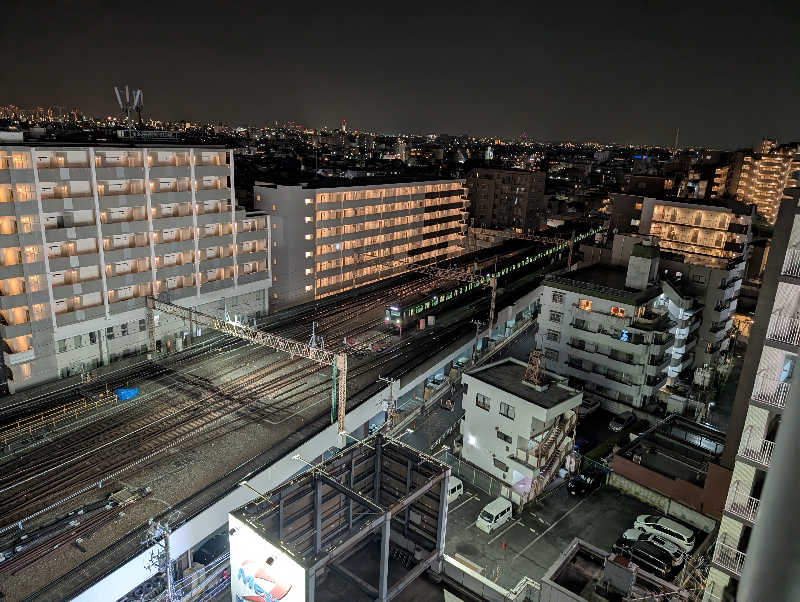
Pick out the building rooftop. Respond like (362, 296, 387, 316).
(467, 357, 578, 409)
(254, 176, 462, 190)
(540, 538, 688, 601)
(544, 264, 662, 306)
(653, 195, 754, 216)
(616, 414, 725, 485)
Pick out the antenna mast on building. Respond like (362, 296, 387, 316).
(524, 335, 546, 386)
(674, 127, 680, 151)
(114, 85, 144, 126)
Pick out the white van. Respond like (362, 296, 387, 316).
(476, 497, 513, 534)
(447, 477, 463, 504)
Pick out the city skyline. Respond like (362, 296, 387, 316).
(1, 2, 798, 148)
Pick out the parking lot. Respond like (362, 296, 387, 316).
(444, 482, 658, 590)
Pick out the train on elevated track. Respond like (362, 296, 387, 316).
(385, 224, 605, 333)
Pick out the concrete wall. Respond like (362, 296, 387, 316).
(607, 469, 718, 532)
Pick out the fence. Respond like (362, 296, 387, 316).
(429, 411, 464, 452)
(435, 449, 506, 499)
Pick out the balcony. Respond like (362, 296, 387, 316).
(781, 248, 800, 278)
(751, 380, 789, 410)
(712, 541, 747, 577)
(737, 428, 775, 469)
(766, 314, 800, 347)
(725, 481, 760, 524)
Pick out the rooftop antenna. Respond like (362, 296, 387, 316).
(673, 127, 680, 152)
(114, 85, 144, 125)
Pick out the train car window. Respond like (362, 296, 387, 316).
(409, 308, 415, 316)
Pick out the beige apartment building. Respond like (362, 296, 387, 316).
(0, 145, 271, 392)
(728, 140, 798, 224)
(255, 179, 466, 310)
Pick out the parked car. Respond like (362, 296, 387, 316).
(577, 397, 601, 417)
(634, 514, 696, 552)
(573, 433, 598, 454)
(621, 528, 685, 566)
(612, 539, 673, 578)
(476, 497, 513, 534)
(447, 477, 464, 504)
(609, 411, 636, 432)
(567, 472, 602, 497)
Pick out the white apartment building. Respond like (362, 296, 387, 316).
(638, 197, 752, 371)
(539, 249, 673, 413)
(254, 179, 466, 310)
(461, 357, 582, 505)
(705, 188, 800, 601)
(0, 145, 271, 393)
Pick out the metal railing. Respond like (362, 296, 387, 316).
(766, 314, 800, 347)
(751, 380, 789, 410)
(738, 427, 775, 468)
(712, 541, 746, 576)
(725, 481, 760, 523)
(781, 247, 800, 277)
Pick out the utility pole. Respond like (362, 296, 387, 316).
(378, 376, 397, 428)
(471, 319, 485, 360)
(143, 512, 181, 601)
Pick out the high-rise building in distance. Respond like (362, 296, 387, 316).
(0, 145, 271, 393)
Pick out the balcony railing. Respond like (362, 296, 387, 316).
(751, 381, 789, 410)
(766, 314, 800, 347)
(782, 248, 800, 278)
(738, 427, 775, 468)
(725, 481, 760, 523)
(713, 541, 747, 576)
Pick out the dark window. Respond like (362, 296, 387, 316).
(550, 310, 563, 323)
(106, 327, 114, 340)
(139, 319, 147, 332)
(476, 393, 490, 411)
(546, 329, 560, 342)
(499, 402, 515, 420)
(493, 458, 509, 472)
(497, 430, 512, 444)
(89, 331, 97, 344)
(121, 323, 128, 336)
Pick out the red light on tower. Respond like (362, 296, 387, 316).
(341, 119, 347, 133)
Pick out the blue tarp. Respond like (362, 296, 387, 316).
(115, 388, 139, 402)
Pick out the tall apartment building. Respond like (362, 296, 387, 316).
(254, 179, 466, 310)
(705, 188, 800, 602)
(538, 250, 673, 413)
(466, 168, 546, 233)
(0, 145, 271, 393)
(638, 197, 752, 371)
(727, 140, 797, 224)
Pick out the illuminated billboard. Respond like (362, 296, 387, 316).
(229, 514, 306, 602)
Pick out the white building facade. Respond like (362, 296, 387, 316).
(0, 145, 271, 392)
(461, 357, 581, 504)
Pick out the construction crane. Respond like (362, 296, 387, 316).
(145, 297, 349, 432)
(355, 252, 499, 329)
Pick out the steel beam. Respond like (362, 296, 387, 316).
(403, 459, 413, 536)
(435, 470, 450, 556)
(310, 512, 389, 571)
(378, 517, 391, 601)
(373, 438, 383, 504)
(314, 478, 322, 554)
(329, 563, 378, 598)
(315, 472, 383, 514)
(386, 551, 438, 600)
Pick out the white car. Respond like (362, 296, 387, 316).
(634, 515, 695, 553)
(621, 528, 685, 566)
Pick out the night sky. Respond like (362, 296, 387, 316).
(1, 1, 798, 147)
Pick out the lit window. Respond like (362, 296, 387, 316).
(305, 251, 313, 258)
(304, 285, 312, 292)
(304, 234, 313, 240)
(304, 198, 313, 205)
(256, 194, 261, 201)
(271, 204, 277, 211)
(635, 202, 642, 210)
(611, 306, 626, 317)
(578, 299, 592, 311)
(305, 268, 312, 275)
(273, 241, 278, 247)
(304, 216, 313, 223)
